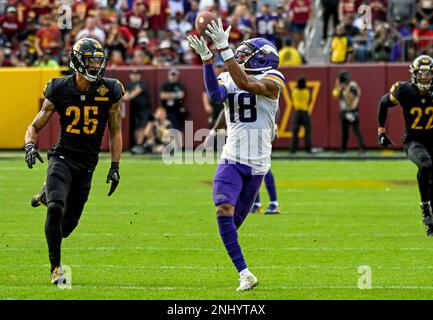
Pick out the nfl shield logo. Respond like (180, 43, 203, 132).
(80, 95, 85, 101)
(422, 99, 426, 104)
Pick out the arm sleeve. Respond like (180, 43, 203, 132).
(204, 63, 227, 104)
(378, 93, 397, 127)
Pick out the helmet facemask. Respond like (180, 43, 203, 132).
(70, 49, 107, 82)
(235, 38, 279, 73)
(411, 67, 433, 91)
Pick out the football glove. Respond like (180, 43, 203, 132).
(187, 35, 213, 61)
(378, 133, 393, 147)
(205, 18, 231, 50)
(25, 143, 44, 169)
(106, 162, 120, 196)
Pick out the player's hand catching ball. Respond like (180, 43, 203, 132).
(187, 35, 213, 61)
(205, 18, 231, 50)
(25, 142, 44, 169)
(107, 162, 120, 196)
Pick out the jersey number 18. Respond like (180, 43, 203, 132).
(228, 92, 257, 123)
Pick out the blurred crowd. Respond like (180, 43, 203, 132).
(328, 0, 433, 63)
(0, 0, 298, 68)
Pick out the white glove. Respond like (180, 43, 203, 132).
(187, 35, 213, 61)
(205, 18, 231, 50)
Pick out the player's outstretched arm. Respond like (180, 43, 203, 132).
(187, 35, 228, 103)
(24, 98, 55, 168)
(377, 93, 397, 147)
(205, 18, 278, 99)
(107, 100, 122, 196)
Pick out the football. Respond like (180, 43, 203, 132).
(195, 11, 218, 41)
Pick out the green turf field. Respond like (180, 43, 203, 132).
(1, 153, 433, 300)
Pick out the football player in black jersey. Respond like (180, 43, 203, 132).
(24, 38, 124, 284)
(378, 55, 433, 236)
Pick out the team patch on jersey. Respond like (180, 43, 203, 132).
(97, 84, 109, 96)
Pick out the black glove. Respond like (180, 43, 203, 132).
(378, 133, 393, 147)
(25, 143, 44, 169)
(106, 162, 120, 196)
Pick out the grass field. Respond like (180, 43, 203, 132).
(1, 152, 433, 300)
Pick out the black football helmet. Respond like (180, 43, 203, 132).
(410, 55, 433, 91)
(70, 38, 107, 82)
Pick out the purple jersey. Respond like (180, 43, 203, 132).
(255, 13, 278, 43)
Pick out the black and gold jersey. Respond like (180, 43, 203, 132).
(390, 81, 433, 143)
(44, 74, 124, 170)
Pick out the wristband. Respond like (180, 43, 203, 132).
(221, 48, 234, 61)
(201, 50, 213, 61)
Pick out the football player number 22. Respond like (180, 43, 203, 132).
(66, 106, 99, 134)
(228, 92, 257, 123)
(410, 106, 433, 130)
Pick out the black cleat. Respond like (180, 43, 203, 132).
(420, 202, 433, 236)
(31, 185, 47, 208)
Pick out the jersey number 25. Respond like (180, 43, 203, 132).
(228, 92, 257, 123)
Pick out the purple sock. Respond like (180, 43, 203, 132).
(217, 216, 247, 273)
(265, 171, 277, 202)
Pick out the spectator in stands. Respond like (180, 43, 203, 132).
(202, 60, 225, 128)
(389, 15, 412, 62)
(330, 24, 353, 63)
(364, 0, 388, 22)
(108, 50, 125, 66)
(339, 0, 362, 20)
(64, 14, 83, 51)
(145, 0, 170, 39)
(229, 1, 254, 45)
(0, 6, 23, 45)
(278, 38, 305, 66)
(121, 0, 149, 38)
(274, 5, 290, 50)
(142, 106, 173, 154)
(199, 0, 228, 15)
(321, 0, 340, 46)
(332, 71, 365, 154)
(288, 0, 313, 49)
(72, 0, 96, 21)
(106, 22, 134, 60)
(255, 4, 278, 45)
(33, 49, 59, 67)
(290, 76, 312, 154)
(75, 15, 106, 44)
(167, 11, 193, 43)
(413, 19, 433, 54)
(34, 14, 62, 59)
(185, 0, 199, 26)
(387, 0, 416, 27)
(417, 0, 433, 25)
(124, 69, 153, 154)
(352, 26, 373, 62)
(152, 39, 177, 66)
(159, 67, 186, 132)
(342, 13, 360, 39)
(372, 22, 394, 62)
(0, 47, 12, 66)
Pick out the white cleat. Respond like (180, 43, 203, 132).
(236, 274, 259, 291)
